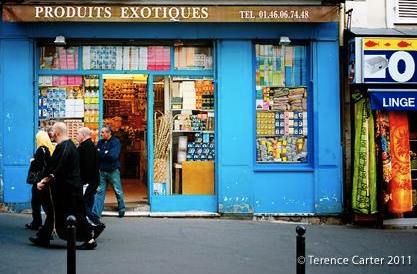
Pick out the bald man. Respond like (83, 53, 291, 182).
(77, 127, 100, 225)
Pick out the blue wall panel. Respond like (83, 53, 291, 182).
(1, 39, 34, 203)
(253, 172, 314, 213)
(313, 41, 342, 214)
(1, 22, 337, 41)
(3, 166, 31, 203)
(217, 41, 253, 213)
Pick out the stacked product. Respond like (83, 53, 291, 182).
(42, 88, 66, 119)
(186, 133, 215, 161)
(40, 46, 78, 70)
(171, 97, 183, 110)
(174, 46, 213, 70)
(65, 120, 85, 143)
(256, 111, 275, 136)
(275, 111, 308, 136)
(201, 80, 215, 110)
(180, 81, 196, 110)
(84, 76, 100, 130)
(256, 137, 306, 162)
(147, 46, 170, 70)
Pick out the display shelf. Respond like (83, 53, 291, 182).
(172, 109, 214, 112)
(172, 130, 214, 133)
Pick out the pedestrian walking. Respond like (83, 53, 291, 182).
(30, 122, 98, 250)
(25, 130, 54, 230)
(92, 126, 126, 222)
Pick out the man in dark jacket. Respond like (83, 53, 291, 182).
(76, 127, 100, 223)
(92, 126, 126, 221)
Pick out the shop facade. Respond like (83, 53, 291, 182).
(349, 36, 417, 225)
(0, 2, 343, 215)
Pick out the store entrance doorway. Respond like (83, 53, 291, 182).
(102, 74, 148, 212)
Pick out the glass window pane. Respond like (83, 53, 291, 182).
(38, 75, 100, 144)
(82, 46, 170, 71)
(39, 46, 79, 70)
(255, 44, 308, 164)
(174, 46, 213, 70)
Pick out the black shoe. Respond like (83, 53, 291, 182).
(93, 223, 105, 240)
(29, 236, 50, 247)
(77, 240, 97, 250)
(118, 210, 125, 218)
(25, 223, 42, 230)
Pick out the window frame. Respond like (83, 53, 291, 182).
(252, 40, 314, 172)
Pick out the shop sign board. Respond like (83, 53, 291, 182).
(369, 89, 417, 111)
(2, 5, 339, 23)
(351, 38, 417, 84)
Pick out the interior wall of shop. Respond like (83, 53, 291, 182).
(0, 22, 342, 214)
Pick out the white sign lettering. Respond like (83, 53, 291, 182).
(382, 97, 416, 107)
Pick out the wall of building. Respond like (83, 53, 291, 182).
(346, 0, 387, 28)
(0, 21, 342, 214)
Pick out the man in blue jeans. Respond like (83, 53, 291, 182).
(92, 126, 126, 221)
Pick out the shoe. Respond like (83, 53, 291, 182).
(25, 223, 42, 230)
(29, 236, 50, 247)
(77, 240, 97, 250)
(118, 210, 125, 218)
(93, 223, 105, 240)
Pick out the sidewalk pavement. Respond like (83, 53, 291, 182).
(0, 213, 416, 274)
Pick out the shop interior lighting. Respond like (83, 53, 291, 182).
(54, 35, 66, 46)
(279, 36, 291, 46)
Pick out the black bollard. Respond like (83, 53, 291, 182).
(66, 215, 77, 274)
(296, 225, 306, 274)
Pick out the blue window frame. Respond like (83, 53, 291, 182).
(253, 41, 313, 170)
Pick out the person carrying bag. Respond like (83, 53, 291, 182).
(25, 131, 54, 230)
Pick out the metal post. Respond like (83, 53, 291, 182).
(296, 225, 306, 274)
(66, 215, 77, 274)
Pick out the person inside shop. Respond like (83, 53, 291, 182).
(92, 126, 126, 220)
(30, 122, 98, 250)
(76, 127, 105, 236)
(25, 130, 54, 231)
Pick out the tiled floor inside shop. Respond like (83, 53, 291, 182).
(104, 178, 148, 212)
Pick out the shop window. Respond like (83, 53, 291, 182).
(82, 46, 170, 71)
(174, 46, 213, 70)
(153, 77, 215, 195)
(38, 75, 100, 143)
(255, 44, 308, 164)
(39, 46, 79, 70)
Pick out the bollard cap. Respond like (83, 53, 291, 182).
(66, 215, 77, 226)
(296, 225, 306, 236)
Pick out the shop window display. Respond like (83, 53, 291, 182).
(38, 75, 99, 143)
(153, 77, 215, 195)
(255, 44, 308, 163)
(174, 46, 213, 70)
(82, 46, 170, 71)
(39, 46, 79, 70)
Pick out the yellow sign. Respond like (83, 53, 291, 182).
(363, 38, 417, 51)
(2, 5, 339, 23)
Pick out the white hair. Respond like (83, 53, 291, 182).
(78, 127, 91, 137)
(52, 122, 67, 136)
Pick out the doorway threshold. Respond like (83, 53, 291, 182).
(101, 210, 220, 217)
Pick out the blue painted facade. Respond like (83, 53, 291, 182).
(0, 20, 342, 214)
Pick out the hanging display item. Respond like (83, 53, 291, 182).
(255, 44, 308, 163)
(352, 97, 377, 215)
(388, 112, 413, 214)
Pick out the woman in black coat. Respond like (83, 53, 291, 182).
(25, 131, 54, 230)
